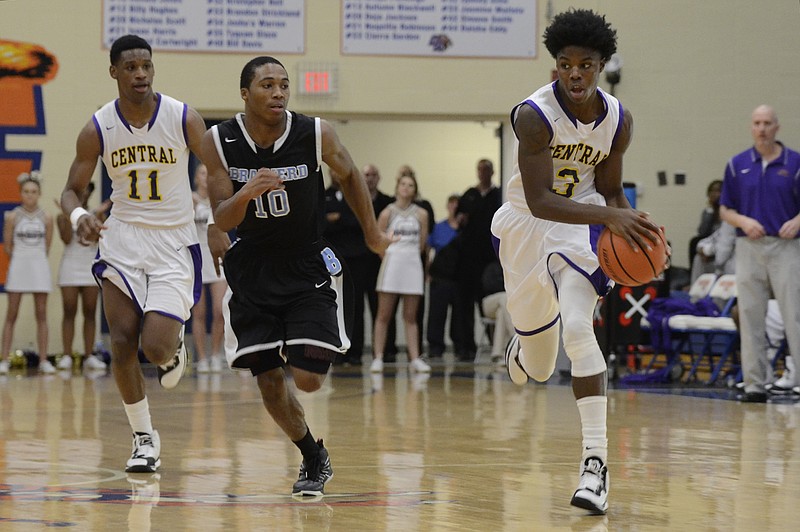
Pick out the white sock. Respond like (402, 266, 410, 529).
(124, 397, 154, 435)
(577, 396, 608, 463)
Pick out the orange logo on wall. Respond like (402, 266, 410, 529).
(0, 39, 58, 287)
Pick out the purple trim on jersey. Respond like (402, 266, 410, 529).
(587, 224, 613, 294)
(592, 91, 609, 131)
(552, 82, 579, 128)
(148, 93, 162, 130)
(516, 314, 560, 336)
(612, 101, 625, 143)
(91, 115, 104, 153)
(549, 250, 612, 297)
(180, 103, 189, 145)
(552, 82, 614, 131)
(115, 94, 162, 133)
(114, 99, 132, 133)
(720, 143, 800, 237)
(152, 310, 185, 324)
(188, 243, 202, 305)
(92, 261, 144, 315)
(491, 234, 501, 259)
(589, 223, 603, 254)
(520, 100, 553, 143)
(511, 102, 547, 141)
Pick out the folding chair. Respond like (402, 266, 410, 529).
(665, 274, 738, 384)
(640, 273, 718, 373)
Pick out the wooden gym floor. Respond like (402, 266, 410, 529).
(1, 357, 798, 531)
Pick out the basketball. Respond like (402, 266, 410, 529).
(596, 227, 667, 286)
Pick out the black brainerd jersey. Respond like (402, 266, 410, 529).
(211, 111, 325, 253)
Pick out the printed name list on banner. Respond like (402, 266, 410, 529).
(342, 0, 536, 58)
(103, 0, 305, 53)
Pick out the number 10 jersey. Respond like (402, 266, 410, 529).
(210, 110, 325, 253)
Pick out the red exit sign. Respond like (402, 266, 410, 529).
(297, 66, 337, 95)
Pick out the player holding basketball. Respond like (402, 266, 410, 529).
(492, 9, 663, 514)
(200, 56, 393, 497)
(61, 35, 206, 473)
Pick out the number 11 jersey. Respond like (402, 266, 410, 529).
(94, 93, 194, 227)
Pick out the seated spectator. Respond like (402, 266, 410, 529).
(690, 221, 736, 283)
(688, 180, 722, 268)
(480, 261, 514, 366)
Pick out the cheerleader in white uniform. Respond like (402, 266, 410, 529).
(191, 163, 228, 374)
(55, 182, 110, 371)
(0, 172, 54, 374)
(371, 174, 431, 373)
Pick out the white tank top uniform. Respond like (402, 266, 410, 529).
(57, 228, 98, 287)
(376, 203, 424, 295)
(194, 196, 224, 284)
(91, 93, 200, 321)
(5, 206, 51, 293)
(95, 93, 195, 228)
(492, 83, 623, 330)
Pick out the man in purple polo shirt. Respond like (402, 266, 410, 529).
(720, 104, 800, 403)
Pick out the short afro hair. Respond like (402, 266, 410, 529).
(240, 56, 286, 89)
(543, 9, 617, 62)
(110, 35, 151, 65)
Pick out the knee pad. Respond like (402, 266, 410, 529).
(567, 337, 607, 378)
(559, 295, 606, 378)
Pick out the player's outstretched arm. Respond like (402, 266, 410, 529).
(321, 119, 394, 255)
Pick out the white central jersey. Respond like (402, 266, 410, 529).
(93, 93, 193, 227)
(506, 82, 623, 212)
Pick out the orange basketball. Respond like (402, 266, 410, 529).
(596, 227, 667, 286)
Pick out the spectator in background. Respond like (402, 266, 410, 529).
(453, 158, 502, 360)
(0, 172, 54, 375)
(688, 180, 722, 268)
(55, 182, 110, 372)
(690, 220, 736, 283)
(426, 193, 461, 358)
(720, 104, 800, 403)
(324, 164, 393, 366)
(398, 164, 435, 357)
(365, 165, 397, 360)
(371, 173, 431, 373)
(480, 260, 513, 366)
(191, 163, 227, 373)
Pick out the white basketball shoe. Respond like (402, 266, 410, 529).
(504, 335, 529, 385)
(570, 456, 609, 514)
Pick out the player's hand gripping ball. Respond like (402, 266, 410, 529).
(597, 226, 667, 286)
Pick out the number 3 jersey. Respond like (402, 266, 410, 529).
(93, 93, 194, 227)
(209, 111, 325, 252)
(505, 82, 623, 212)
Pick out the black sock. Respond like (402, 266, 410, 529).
(293, 428, 319, 460)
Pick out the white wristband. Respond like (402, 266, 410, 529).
(206, 209, 216, 226)
(69, 207, 91, 230)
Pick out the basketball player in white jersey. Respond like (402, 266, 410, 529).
(61, 35, 207, 474)
(492, 10, 665, 514)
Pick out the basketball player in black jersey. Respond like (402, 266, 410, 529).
(200, 56, 393, 497)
